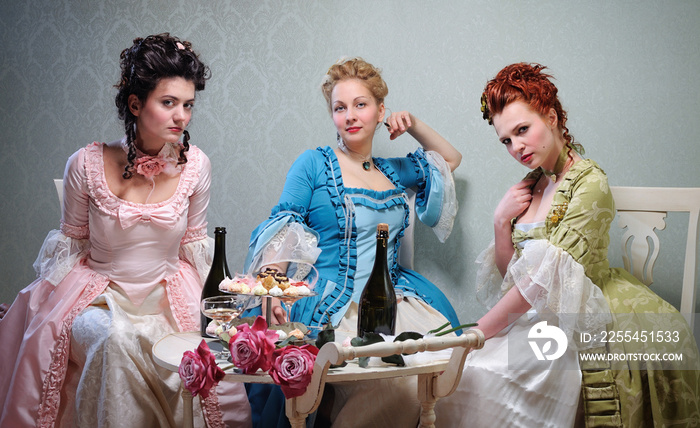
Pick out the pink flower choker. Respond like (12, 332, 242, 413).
(122, 138, 183, 180)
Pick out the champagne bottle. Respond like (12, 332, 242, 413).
(357, 223, 397, 337)
(200, 226, 231, 337)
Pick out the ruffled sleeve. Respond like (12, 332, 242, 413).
(178, 148, 213, 284)
(476, 162, 614, 349)
(179, 233, 213, 285)
(388, 149, 458, 242)
(244, 150, 323, 280)
(509, 240, 611, 349)
(244, 203, 321, 281)
(33, 148, 90, 285)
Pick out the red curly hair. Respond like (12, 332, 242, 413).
(481, 63, 580, 152)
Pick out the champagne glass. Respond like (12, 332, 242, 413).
(274, 292, 318, 324)
(200, 295, 250, 359)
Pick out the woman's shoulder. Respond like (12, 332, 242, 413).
(563, 158, 614, 208)
(568, 158, 608, 186)
(64, 141, 107, 173)
(186, 144, 209, 170)
(287, 146, 332, 169)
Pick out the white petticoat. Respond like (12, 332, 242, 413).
(434, 312, 581, 428)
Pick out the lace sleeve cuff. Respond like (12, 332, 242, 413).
(475, 239, 510, 309)
(246, 218, 321, 282)
(181, 224, 208, 245)
(33, 229, 89, 286)
(179, 234, 213, 285)
(508, 239, 612, 349)
(414, 150, 458, 243)
(60, 220, 89, 240)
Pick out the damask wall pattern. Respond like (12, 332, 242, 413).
(1, 0, 698, 321)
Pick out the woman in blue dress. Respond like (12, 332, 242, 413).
(244, 57, 463, 427)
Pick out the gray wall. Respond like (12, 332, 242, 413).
(1, 0, 699, 323)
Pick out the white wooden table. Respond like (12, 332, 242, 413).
(153, 329, 484, 428)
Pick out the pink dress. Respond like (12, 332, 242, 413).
(0, 142, 251, 428)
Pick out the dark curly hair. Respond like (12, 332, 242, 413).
(481, 63, 583, 154)
(115, 33, 211, 178)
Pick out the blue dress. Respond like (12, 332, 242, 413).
(244, 145, 460, 330)
(243, 146, 461, 428)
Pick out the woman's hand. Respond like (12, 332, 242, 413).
(493, 179, 535, 276)
(262, 295, 288, 324)
(494, 179, 535, 226)
(384, 111, 414, 140)
(384, 110, 462, 171)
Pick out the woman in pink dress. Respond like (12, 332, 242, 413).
(0, 34, 250, 427)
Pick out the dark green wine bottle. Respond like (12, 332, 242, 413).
(200, 227, 231, 337)
(357, 223, 397, 337)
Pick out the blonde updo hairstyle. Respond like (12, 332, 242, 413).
(321, 57, 388, 112)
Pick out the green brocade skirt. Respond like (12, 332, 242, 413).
(580, 269, 700, 427)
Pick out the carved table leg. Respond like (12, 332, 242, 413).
(287, 415, 307, 428)
(286, 397, 309, 428)
(417, 373, 438, 428)
(181, 387, 194, 428)
(419, 397, 438, 428)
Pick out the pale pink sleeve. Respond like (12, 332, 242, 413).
(179, 150, 212, 283)
(34, 149, 90, 284)
(61, 148, 90, 237)
(186, 149, 211, 238)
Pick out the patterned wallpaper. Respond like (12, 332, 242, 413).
(1, 0, 699, 321)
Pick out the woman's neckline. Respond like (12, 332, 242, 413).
(99, 141, 185, 207)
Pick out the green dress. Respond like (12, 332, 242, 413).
(509, 159, 699, 427)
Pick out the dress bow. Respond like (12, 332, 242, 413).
(118, 204, 177, 230)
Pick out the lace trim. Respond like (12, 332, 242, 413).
(423, 150, 458, 242)
(313, 146, 357, 326)
(201, 389, 225, 428)
(60, 220, 90, 240)
(164, 264, 198, 332)
(38, 270, 110, 427)
(82, 142, 202, 221)
(309, 146, 417, 326)
(181, 223, 208, 245)
(372, 159, 411, 282)
(180, 236, 213, 285)
(511, 240, 612, 348)
(260, 223, 320, 281)
(475, 240, 507, 308)
(33, 230, 90, 285)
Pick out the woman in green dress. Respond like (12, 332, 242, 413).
(435, 63, 699, 427)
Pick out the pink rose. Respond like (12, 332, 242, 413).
(135, 156, 167, 179)
(269, 344, 319, 399)
(178, 340, 225, 398)
(229, 316, 278, 374)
